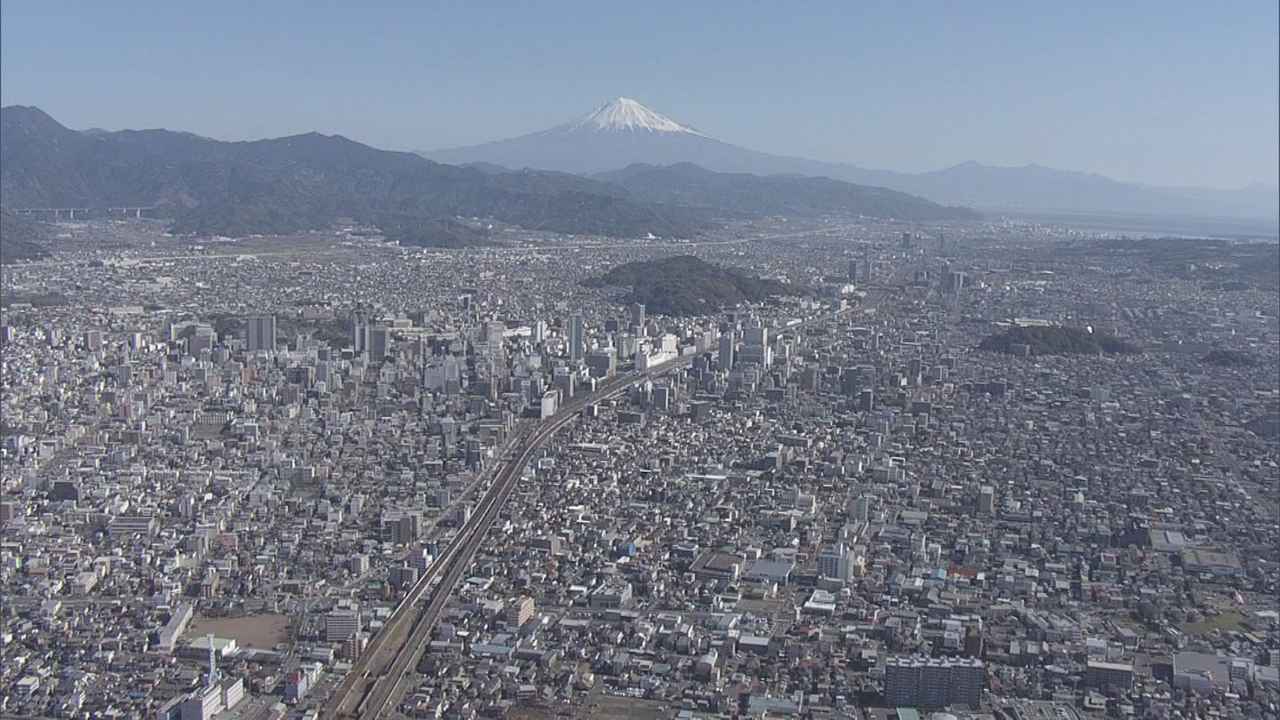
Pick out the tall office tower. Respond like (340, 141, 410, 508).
(630, 303, 646, 330)
(718, 331, 735, 370)
(568, 314, 585, 362)
(901, 232, 912, 249)
(485, 320, 507, 375)
(350, 313, 369, 354)
(368, 325, 390, 362)
(848, 259, 860, 282)
(84, 330, 104, 351)
(246, 316, 276, 353)
(532, 320, 547, 344)
(946, 270, 967, 295)
(862, 249, 873, 283)
(737, 320, 771, 367)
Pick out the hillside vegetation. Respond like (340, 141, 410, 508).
(584, 255, 801, 316)
(979, 325, 1139, 357)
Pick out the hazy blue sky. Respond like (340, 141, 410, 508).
(3, 1, 1276, 189)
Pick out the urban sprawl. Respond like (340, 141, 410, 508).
(1, 217, 1277, 720)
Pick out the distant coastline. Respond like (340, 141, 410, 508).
(997, 209, 1279, 242)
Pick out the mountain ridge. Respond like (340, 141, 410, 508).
(424, 98, 1278, 222)
(0, 104, 713, 239)
(1, 104, 979, 239)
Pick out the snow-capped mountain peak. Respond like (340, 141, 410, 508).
(570, 97, 703, 135)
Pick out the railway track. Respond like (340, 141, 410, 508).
(325, 305, 857, 718)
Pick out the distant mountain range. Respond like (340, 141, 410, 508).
(595, 163, 977, 221)
(0, 105, 710, 239)
(0, 104, 976, 241)
(427, 97, 1279, 222)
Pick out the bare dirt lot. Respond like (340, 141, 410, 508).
(185, 613, 291, 650)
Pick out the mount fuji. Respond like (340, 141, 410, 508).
(427, 97, 792, 175)
(425, 98, 1278, 224)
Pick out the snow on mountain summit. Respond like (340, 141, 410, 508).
(570, 97, 703, 135)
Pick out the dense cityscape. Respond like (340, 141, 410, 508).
(1, 214, 1276, 720)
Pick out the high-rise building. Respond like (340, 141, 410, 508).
(246, 316, 276, 353)
(350, 314, 369, 354)
(485, 320, 507, 376)
(368, 325, 390, 362)
(739, 321, 772, 366)
(718, 332, 735, 370)
(568, 315, 585, 362)
(817, 542, 855, 581)
(630, 303, 646, 330)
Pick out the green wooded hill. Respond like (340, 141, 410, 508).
(979, 325, 1139, 356)
(584, 255, 802, 316)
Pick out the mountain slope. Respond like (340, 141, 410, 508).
(596, 163, 978, 221)
(0, 105, 710, 239)
(426, 98, 1278, 222)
